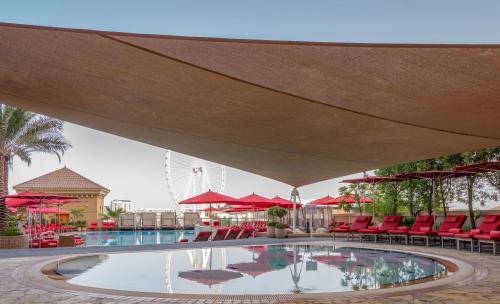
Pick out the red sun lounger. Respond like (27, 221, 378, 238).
(193, 231, 212, 242)
(237, 226, 254, 239)
(410, 215, 467, 247)
(388, 215, 434, 245)
(358, 216, 404, 242)
(332, 216, 372, 240)
(452, 215, 500, 252)
(225, 227, 242, 240)
(212, 228, 230, 241)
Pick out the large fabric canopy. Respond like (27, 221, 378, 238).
(1, 22, 499, 186)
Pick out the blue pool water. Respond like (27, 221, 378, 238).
(56, 245, 448, 294)
(80, 230, 195, 247)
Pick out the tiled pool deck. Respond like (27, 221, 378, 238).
(1, 237, 499, 304)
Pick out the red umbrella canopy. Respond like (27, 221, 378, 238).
(178, 190, 239, 205)
(29, 207, 70, 214)
(397, 170, 473, 180)
(309, 195, 335, 206)
(4, 191, 74, 200)
(227, 260, 273, 277)
(342, 176, 403, 184)
(6, 196, 78, 208)
(223, 206, 266, 213)
(202, 207, 221, 213)
(231, 193, 276, 208)
(456, 161, 500, 173)
(269, 196, 302, 209)
(8, 207, 17, 213)
(320, 195, 373, 205)
(178, 270, 243, 286)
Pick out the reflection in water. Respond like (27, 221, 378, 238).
(63, 245, 448, 295)
(81, 230, 195, 246)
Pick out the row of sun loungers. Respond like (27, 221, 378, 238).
(193, 226, 255, 242)
(331, 214, 500, 255)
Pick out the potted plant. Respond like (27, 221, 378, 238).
(267, 220, 278, 237)
(0, 216, 28, 249)
(275, 222, 289, 238)
(268, 206, 288, 238)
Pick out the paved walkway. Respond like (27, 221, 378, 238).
(1, 238, 499, 303)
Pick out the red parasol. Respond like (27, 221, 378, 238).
(179, 190, 239, 205)
(269, 196, 302, 209)
(226, 260, 273, 277)
(232, 193, 276, 208)
(308, 195, 336, 206)
(4, 192, 77, 242)
(202, 207, 221, 213)
(179, 190, 239, 230)
(456, 161, 500, 173)
(342, 176, 403, 184)
(397, 170, 473, 180)
(29, 207, 70, 214)
(318, 195, 373, 205)
(178, 270, 243, 287)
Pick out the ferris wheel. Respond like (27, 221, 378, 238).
(165, 150, 226, 210)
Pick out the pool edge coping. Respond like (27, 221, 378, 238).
(23, 240, 482, 301)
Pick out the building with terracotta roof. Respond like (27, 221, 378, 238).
(13, 167, 110, 225)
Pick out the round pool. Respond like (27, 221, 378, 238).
(53, 245, 449, 295)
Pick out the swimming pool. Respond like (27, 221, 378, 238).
(80, 230, 195, 247)
(54, 245, 448, 294)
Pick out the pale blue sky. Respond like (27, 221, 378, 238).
(2, 1, 499, 210)
(2, 0, 500, 43)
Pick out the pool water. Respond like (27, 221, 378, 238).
(56, 245, 448, 294)
(80, 230, 195, 247)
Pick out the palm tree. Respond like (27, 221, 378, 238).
(0, 104, 71, 232)
(104, 206, 123, 221)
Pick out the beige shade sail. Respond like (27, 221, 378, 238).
(0, 22, 499, 186)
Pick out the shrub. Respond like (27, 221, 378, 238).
(275, 223, 289, 229)
(268, 206, 287, 219)
(0, 216, 23, 236)
(267, 220, 279, 227)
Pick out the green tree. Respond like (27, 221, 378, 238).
(70, 208, 84, 222)
(338, 183, 371, 215)
(454, 148, 499, 228)
(104, 206, 123, 221)
(0, 105, 71, 232)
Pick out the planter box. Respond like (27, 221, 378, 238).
(267, 226, 276, 237)
(0, 235, 29, 249)
(275, 228, 287, 238)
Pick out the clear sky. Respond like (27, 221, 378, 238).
(2, 1, 500, 209)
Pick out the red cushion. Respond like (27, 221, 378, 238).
(358, 228, 383, 234)
(438, 232, 455, 237)
(475, 234, 500, 241)
(454, 232, 475, 239)
(388, 228, 408, 234)
(410, 230, 436, 236)
(449, 228, 462, 234)
(482, 216, 496, 223)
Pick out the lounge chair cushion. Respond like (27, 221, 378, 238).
(455, 229, 481, 239)
(444, 216, 459, 223)
(475, 231, 500, 241)
(388, 226, 409, 234)
(483, 217, 496, 223)
(437, 232, 455, 237)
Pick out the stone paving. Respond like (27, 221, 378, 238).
(1, 237, 499, 303)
